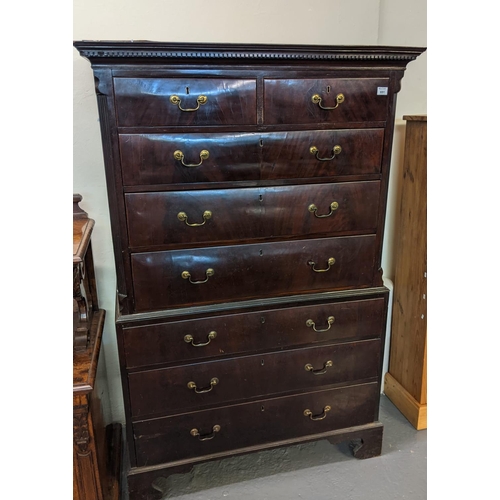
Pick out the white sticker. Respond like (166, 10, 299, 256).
(377, 87, 388, 96)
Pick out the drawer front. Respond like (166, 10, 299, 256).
(264, 78, 390, 124)
(125, 181, 380, 248)
(114, 78, 257, 127)
(119, 129, 383, 186)
(133, 382, 379, 466)
(260, 129, 384, 178)
(128, 339, 381, 418)
(119, 132, 261, 186)
(123, 297, 386, 369)
(131, 235, 377, 312)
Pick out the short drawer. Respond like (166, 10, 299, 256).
(118, 128, 383, 186)
(114, 78, 257, 127)
(122, 296, 386, 369)
(130, 235, 377, 312)
(128, 339, 381, 418)
(125, 181, 381, 248)
(264, 78, 390, 124)
(133, 381, 379, 466)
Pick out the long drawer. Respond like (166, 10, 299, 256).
(125, 181, 380, 249)
(114, 78, 257, 127)
(130, 235, 377, 312)
(127, 339, 381, 418)
(122, 296, 386, 369)
(133, 381, 380, 466)
(118, 129, 384, 186)
(264, 78, 390, 124)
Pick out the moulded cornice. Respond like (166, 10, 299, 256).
(73, 41, 426, 65)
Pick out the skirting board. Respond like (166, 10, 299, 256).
(383, 373, 427, 430)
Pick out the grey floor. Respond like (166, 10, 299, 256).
(150, 395, 426, 500)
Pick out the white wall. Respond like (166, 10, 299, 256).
(73, 0, 426, 423)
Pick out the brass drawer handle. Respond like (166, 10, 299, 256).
(308, 201, 339, 218)
(304, 405, 332, 421)
(309, 145, 342, 161)
(173, 149, 210, 167)
(305, 360, 333, 375)
(311, 93, 344, 110)
(184, 331, 217, 347)
(181, 268, 214, 284)
(306, 316, 335, 332)
(177, 210, 212, 227)
(170, 94, 208, 112)
(190, 424, 221, 441)
(308, 258, 335, 272)
(187, 377, 219, 394)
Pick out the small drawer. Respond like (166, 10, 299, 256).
(118, 128, 383, 186)
(125, 181, 381, 249)
(130, 235, 377, 312)
(122, 296, 386, 369)
(114, 78, 257, 127)
(264, 78, 390, 124)
(119, 132, 261, 186)
(128, 339, 381, 418)
(133, 382, 379, 466)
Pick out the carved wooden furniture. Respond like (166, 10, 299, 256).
(73, 194, 98, 350)
(73, 195, 122, 500)
(384, 115, 427, 430)
(73, 42, 425, 499)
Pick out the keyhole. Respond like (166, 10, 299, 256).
(261, 405, 265, 412)
(327, 85, 331, 93)
(259, 139, 263, 147)
(259, 249, 263, 256)
(186, 86, 190, 94)
(261, 359, 265, 366)
(260, 316, 265, 324)
(259, 195, 263, 202)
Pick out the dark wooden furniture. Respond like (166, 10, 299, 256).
(73, 193, 98, 350)
(73, 195, 122, 500)
(73, 42, 425, 499)
(384, 115, 427, 430)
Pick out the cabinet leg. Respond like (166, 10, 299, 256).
(349, 425, 383, 459)
(326, 422, 383, 460)
(127, 465, 193, 500)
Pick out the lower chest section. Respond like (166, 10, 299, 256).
(119, 289, 388, 467)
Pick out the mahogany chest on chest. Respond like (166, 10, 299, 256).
(74, 41, 425, 499)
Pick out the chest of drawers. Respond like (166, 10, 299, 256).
(74, 41, 425, 499)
